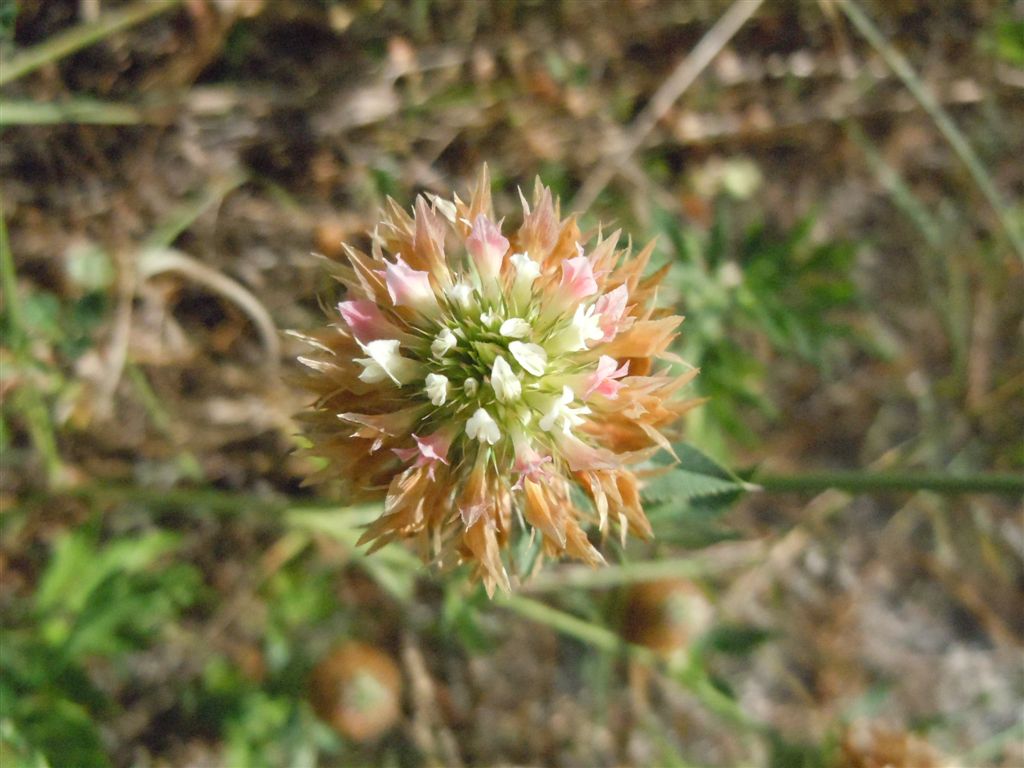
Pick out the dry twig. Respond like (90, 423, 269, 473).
(571, 0, 764, 211)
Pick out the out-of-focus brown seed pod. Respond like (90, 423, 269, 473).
(314, 218, 351, 259)
(621, 579, 714, 655)
(839, 720, 944, 768)
(309, 642, 402, 742)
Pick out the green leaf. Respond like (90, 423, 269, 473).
(13, 698, 111, 768)
(642, 442, 748, 507)
(768, 733, 836, 768)
(0, 0, 17, 47)
(642, 469, 743, 506)
(641, 443, 749, 546)
(992, 17, 1024, 66)
(19, 292, 63, 345)
(442, 584, 494, 653)
(63, 562, 201, 659)
(36, 530, 180, 616)
(0, 99, 144, 126)
(34, 534, 94, 615)
(646, 509, 743, 549)
(703, 624, 772, 656)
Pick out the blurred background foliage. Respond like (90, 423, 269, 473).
(1, 0, 1022, 766)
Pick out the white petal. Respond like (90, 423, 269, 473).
(509, 252, 541, 306)
(509, 341, 547, 377)
(445, 281, 475, 310)
(466, 407, 501, 444)
(431, 328, 457, 358)
(355, 359, 387, 384)
(425, 373, 449, 406)
(509, 252, 540, 283)
(490, 356, 521, 402)
(355, 339, 421, 386)
(499, 317, 531, 339)
(538, 386, 591, 433)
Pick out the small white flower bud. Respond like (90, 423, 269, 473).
(463, 377, 479, 397)
(466, 407, 501, 444)
(547, 304, 603, 353)
(508, 341, 547, 377)
(510, 252, 540, 283)
(431, 327, 457, 358)
(490, 356, 521, 402)
(499, 317, 531, 339)
(509, 252, 541, 306)
(425, 373, 449, 406)
(445, 281, 475, 310)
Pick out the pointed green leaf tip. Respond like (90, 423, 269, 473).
(641, 442, 749, 507)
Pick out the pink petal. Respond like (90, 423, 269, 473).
(413, 430, 453, 464)
(466, 215, 508, 281)
(593, 284, 629, 341)
(392, 426, 455, 479)
(558, 255, 598, 302)
(338, 300, 398, 343)
(392, 446, 419, 462)
(382, 257, 438, 314)
(512, 445, 551, 488)
(583, 355, 630, 399)
(555, 431, 617, 472)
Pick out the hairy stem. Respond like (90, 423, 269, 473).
(754, 471, 1024, 496)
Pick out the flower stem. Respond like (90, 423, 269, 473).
(25, 466, 1022, 519)
(496, 593, 765, 733)
(754, 471, 1024, 496)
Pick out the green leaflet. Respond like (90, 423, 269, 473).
(640, 443, 749, 548)
(641, 442, 747, 506)
(641, 468, 744, 506)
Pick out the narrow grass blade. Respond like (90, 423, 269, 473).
(143, 169, 248, 250)
(837, 0, 1024, 261)
(1, 210, 63, 486)
(0, 0, 183, 87)
(0, 98, 144, 125)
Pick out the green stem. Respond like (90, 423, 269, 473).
(0, 200, 23, 334)
(497, 593, 764, 733)
(0, 98, 145, 125)
(960, 721, 1024, 764)
(836, 0, 1024, 262)
(523, 552, 757, 592)
(755, 471, 1024, 496)
(0, 0, 183, 87)
(1, 208, 63, 486)
(26, 466, 1023, 518)
(9, 482, 279, 519)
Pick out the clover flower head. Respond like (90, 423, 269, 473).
(295, 167, 700, 595)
